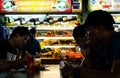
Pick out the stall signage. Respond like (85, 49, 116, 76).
(0, 0, 72, 12)
(88, 0, 120, 12)
(72, 0, 82, 12)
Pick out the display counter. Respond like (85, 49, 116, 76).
(41, 57, 60, 64)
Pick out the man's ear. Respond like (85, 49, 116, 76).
(97, 25, 105, 32)
(14, 33, 20, 39)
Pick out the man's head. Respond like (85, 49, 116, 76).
(85, 10, 115, 30)
(30, 28, 36, 37)
(85, 10, 115, 45)
(10, 26, 31, 48)
(73, 24, 87, 49)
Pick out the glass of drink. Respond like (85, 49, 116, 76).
(34, 58, 41, 72)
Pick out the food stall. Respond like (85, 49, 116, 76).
(0, 0, 83, 63)
(0, 0, 83, 78)
(0, 0, 86, 78)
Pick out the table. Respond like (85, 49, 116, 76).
(40, 64, 60, 78)
(0, 64, 60, 78)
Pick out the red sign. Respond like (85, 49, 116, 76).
(0, 0, 72, 13)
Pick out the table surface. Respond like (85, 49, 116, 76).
(0, 64, 61, 78)
(40, 64, 61, 78)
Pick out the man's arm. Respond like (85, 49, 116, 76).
(80, 67, 120, 78)
(80, 58, 120, 78)
(0, 55, 27, 72)
(111, 58, 120, 73)
(61, 60, 120, 78)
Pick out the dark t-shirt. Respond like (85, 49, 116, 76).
(0, 25, 6, 40)
(0, 40, 17, 61)
(87, 32, 120, 71)
(23, 36, 41, 55)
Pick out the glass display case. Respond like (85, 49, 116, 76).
(1, 0, 83, 64)
(5, 14, 80, 60)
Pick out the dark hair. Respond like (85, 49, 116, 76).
(30, 28, 36, 35)
(73, 24, 86, 37)
(85, 10, 115, 31)
(10, 26, 31, 38)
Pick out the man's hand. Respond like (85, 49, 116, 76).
(112, 58, 120, 73)
(61, 63, 74, 78)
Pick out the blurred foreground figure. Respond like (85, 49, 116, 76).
(61, 10, 120, 78)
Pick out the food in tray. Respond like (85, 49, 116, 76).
(59, 39, 75, 45)
(37, 30, 54, 37)
(66, 52, 84, 59)
(43, 39, 75, 46)
(54, 30, 64, 37)
(41, 51, 53, 57)
(63, 30, 72, 37)
(41, 48, 78, 58)
(43, 39, 60, 46)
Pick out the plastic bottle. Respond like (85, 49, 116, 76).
(27, 54, 34, 74)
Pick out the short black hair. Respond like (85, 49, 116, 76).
(30, 28, 36, 35)
(10, 26, 31, 38)
(85, 10, 115, 31)
(73, 24, 86, 37)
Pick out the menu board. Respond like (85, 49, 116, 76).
(88, 0, 120, 12)
(0, 0, 72, 13)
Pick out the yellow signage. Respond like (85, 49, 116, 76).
(16, 0, 54, 12)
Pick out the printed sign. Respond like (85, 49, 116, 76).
(88, 0, 120, 12)
(0, 0, 72, 12)
(72, 0, 82, 12)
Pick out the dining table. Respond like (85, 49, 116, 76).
(0, 64, 61, 78)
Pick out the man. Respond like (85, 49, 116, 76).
(23, 27, 41, 56)
(72, 24, 96, 69)
(0, 26, 31, 72)
(61, 10, 120, 78)
(72, 24, 89, 57)
(85, 10, 120, 71)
